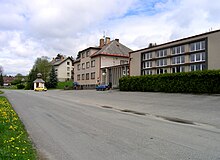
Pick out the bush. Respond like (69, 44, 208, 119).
(17, 84, 25, 89)
(119, 70, 220, 94)
(56, 81, 73, 89)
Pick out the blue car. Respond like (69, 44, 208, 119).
(96, 85, 109, 91)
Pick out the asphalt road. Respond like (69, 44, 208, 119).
(3, 89, 220, 160)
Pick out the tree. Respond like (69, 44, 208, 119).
(48, 66, 58, 88)
(25, 57, 51, 90)
(12, 73, 23, 85)
(0, 65, 3, 74)
(33, 57, 51, 81)
(0, 66, 3, 86)
(0, 73, 3, 86)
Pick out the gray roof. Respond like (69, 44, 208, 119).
(33, 78, 45, 83)
(91, 40, 132, 57)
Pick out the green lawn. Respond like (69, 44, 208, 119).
(56, 81, 73, 89)
(0, 90, 3, 94)
(0, 96, 37, 159)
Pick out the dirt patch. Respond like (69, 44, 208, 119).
(157, 116, 195, 125)
(101, 106, 113, 109)
(120, 109, 146, 116)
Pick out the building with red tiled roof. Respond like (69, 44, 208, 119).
(73, 37, 132, 89)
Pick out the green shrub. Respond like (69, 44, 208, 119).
(17, 84, 25, 89)
(119, 70, 220, 94)
(56, 81, 73, 89)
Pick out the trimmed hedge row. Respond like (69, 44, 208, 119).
(119, 70, 220, 93)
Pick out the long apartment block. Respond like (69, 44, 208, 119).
(130, 30, 220, 76)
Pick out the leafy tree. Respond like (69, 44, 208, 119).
(33, 57, 51, 81)
(11, 74, 23, 85)
(25, 57, 51, 90)
(25, 67, 39, 90)
(48, 66, 58, 88)
(0, 73, 3, 86)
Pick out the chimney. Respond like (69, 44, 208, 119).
(105, 37, 110, 44)
(115, 39, 119, 42)
(99, 38, 104, 48)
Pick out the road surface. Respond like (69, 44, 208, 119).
(3, 90, 220, 160)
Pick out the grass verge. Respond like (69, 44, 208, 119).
(56, 81, 73, 89)
(0, 90, 3, 94)
(0, 96, 37, 159)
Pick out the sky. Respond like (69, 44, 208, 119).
(0, 0, 220, 76)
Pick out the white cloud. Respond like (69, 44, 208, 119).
(1, 0, 220, 75)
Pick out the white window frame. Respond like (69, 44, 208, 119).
(190, 41, 205, 52)
(91, 60, 95, 67)
(172, 45, 185, 55)
(91, 72, 95, 79)
(156, 49, 167, 58)
(190, 63, 206, 71)
(172, 66, 185, 73)
(171, 56, 185, 64)
(143, 61, 152, 69)
(190, 52, 205, 62)
(156, 59, 167, 67)
(143, 52, 153, 60)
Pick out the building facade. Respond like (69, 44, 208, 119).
(74, 37, 132, 88)
(51, 54, 74, 82)
(130, 30, 220, 76)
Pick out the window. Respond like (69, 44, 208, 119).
(156, 49, 167, 57)
(86, 62, 90, 68)
(77, 64, 80, 70)
(190, 63, 206, 71)
(86, 73, 89, 80)
(67, 67, 70, 71)
(91, 72, 95, 79)
(143, 61, 152, 69)
(82, 52, 85, 58)
(172, 66, 185, 73)
(156, 59, 167, 67)
(171, 56, 185, 64)
(143, 52, 153, 60)
(77, 74, 80, 80)
(190, 52, 206, 62)
(143, 70, 153, 75)
(190, 41, 205, 52)
(67, 62, 70, 65)
(67, 72, 70, 77)
(82, 63, 85, 70)
(82, 74, 85, 80)
(172, 45, 185, 54)
(91, 60, 95, 67)
(156, 68, 167, 74)
(86, 51, 89, 57)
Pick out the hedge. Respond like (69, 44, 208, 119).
(119, 70, 220, 93)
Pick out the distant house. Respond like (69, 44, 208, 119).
(73, 37, 132, 89)
(3, 76, 15, 86)
(51, 54, 74, 82)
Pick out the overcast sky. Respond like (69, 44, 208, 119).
(0, 0, 220, 75)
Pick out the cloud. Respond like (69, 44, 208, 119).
(1, 0, 220, 75)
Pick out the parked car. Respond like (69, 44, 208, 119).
(96, 85, 109, 91)
(34, 87, 47, 91)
